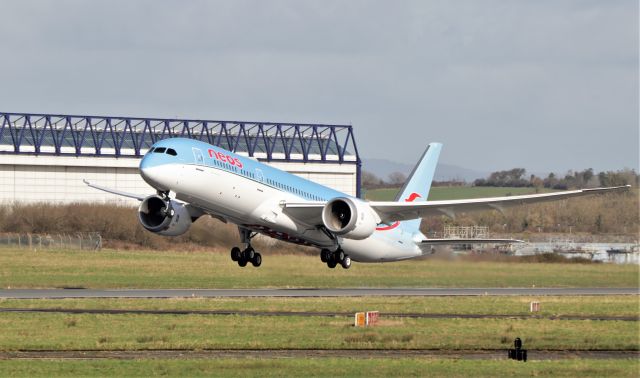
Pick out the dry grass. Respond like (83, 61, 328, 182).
(421, 189, 639, 236)
(0, 188, 636, 255)
(0, 203, 314, 254)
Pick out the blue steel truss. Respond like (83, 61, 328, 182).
(0, 112, 362, 196)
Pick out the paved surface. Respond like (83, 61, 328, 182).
(0, 287, 637, 299)
(1, 349, 637, 361)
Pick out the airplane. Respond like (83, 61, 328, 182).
(85, 138, 630, 269)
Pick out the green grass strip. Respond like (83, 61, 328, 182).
(1, 249, 638, 289)
(0, 358, 638, 377)
(0, 313, 637, 351)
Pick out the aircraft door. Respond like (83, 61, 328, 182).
(255, 168, 264, 183)
(192, 148, 205, 166)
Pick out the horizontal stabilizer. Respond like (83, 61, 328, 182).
(421, 238, 524, 245)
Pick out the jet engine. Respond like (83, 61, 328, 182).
(138, 195, 193, 236)
(321, 197, 380, 240)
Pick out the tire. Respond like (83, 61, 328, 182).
(251, 253, 262, 267)
(336, 250, 345, 262)
(320, 249, 330, 263)
(231, 247, 241, 262)
(244, 247, 255, 260)
(327, 260, 337, 269)
(238, 258, 248, 267)
(341, 256, 351, 269)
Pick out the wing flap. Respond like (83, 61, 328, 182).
(371, 185, 630, 223)
(282, 202, 325, 227)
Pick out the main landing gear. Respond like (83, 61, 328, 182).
(320, 249, 351, 269)
(230, 227, 262, 267)
(230, 246, 261, 267)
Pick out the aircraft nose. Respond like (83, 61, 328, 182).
(139, 154, 166, 190)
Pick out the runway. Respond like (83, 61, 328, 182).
(0, 287, 637, 299)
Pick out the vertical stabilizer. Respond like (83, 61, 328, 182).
(394, 143, 442, 232)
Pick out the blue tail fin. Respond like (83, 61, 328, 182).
(395, 142, 442, 233)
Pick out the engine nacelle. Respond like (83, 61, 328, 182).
(138, 195, 192, 236)
(321, 197, 380, 240)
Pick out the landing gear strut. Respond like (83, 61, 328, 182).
(320, 248, 351, 269)
(230, 228, 262, 268)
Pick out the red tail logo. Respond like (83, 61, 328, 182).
(375, 193, 422, 231)
(405, 192, 422, 202)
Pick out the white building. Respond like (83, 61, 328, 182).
(0, 113, 361, 204)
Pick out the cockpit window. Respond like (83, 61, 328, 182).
(155, 147, 166, 153)
(148, 147, 155, 153)
(166, 148, 177, 156)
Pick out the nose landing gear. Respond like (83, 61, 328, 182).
(320, 248, 351, 269)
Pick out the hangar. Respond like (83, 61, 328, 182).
(0, 112, 361, 204)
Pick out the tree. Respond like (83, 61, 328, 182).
(475, 168, 530, 187)
(388, 172, 407, 186)
(361, 170, 382, 189)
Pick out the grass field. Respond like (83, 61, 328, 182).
(1, 358, 638, 377)
(0, 310, 637, 351)
(2, 246, 637, 377)
(0, 295, 638, 352)
(1, 248, 638, 289)
(364, 186, 556, 201)
(0, 295, 637, 376)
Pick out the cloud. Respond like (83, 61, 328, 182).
(0, 0, 636, 172)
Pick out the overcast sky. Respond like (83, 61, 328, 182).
(0, 0, 637, 173)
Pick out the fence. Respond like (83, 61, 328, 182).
(443, 225, 489, 239)
(0, 232, 102, 251)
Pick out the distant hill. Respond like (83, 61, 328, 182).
(363, 158, 487, 183)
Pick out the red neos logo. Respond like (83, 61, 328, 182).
(208, 149, 244, 169)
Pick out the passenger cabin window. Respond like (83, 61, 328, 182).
(155, 147, 166, 153)
(167, 148, 177, 156)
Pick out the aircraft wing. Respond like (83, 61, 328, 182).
(83, 180, 146, 201)
(84, 180, 211, 220)
(369, 185, 630, 223)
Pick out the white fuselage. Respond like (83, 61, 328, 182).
(142, 158, 423, 263)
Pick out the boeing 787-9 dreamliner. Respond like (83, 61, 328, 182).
(85, 138, 629, 269)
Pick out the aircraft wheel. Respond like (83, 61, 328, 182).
(251, 253, 262, 267)
(341, 255, 351, 269)
(320, 249, 330, 263)
(335, 250, 345, 262)
(238, 258, 248, 267)
(231, 247, 241, 262)
(243, 247, 255, 260)
(327, 259, 337, 268)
